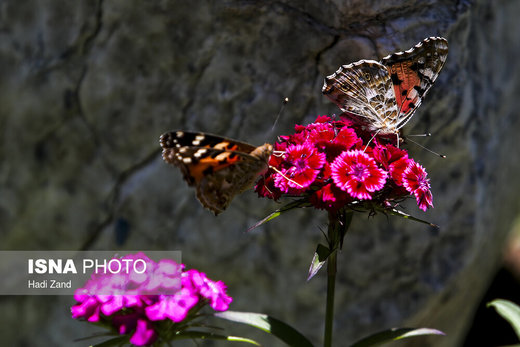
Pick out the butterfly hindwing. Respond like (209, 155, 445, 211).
(381, 36, 448, 129)
(160, 131, 273, 215)
(322, 60, 398, 133)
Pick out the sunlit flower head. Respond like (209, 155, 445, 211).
(403, 161, 434, 211)
(255, 115, 434, 213)
(274, 143, 326, 191)
(331, 150, 388, 200)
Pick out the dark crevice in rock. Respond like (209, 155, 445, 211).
(60, 0, 104, 61)
(271, 1, 338, 35)
(69, 65, 117, 177)
(313, 34, 339, 106)
(80, 147, 161, 250)
(34, 0, 107, 167)
(315, 34, 339, 67)
(179, 47, 216, 127)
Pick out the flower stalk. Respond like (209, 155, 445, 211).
(253, 115, 436, 346)
(324, 209, 352, 347)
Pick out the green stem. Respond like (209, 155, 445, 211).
(324, 245, 337, 347)
(323, 210, 352, 347)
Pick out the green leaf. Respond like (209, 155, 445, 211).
(174, 331, 260, 345)
(488, 299, 520, 340)
(381, 206, 439, 228)
(307, 244, 331, 281)
(350, 327, 445, 347)
(215, 311, 313, 347)
(247, 199, 311, 232)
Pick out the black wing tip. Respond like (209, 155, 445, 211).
(159, 131, 176, 148)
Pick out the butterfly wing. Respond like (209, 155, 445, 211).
(322, 60, 399, 135)
(380, 36, 448, 130)
(160, 131, 273, 215)
(322, 37, 448, 136)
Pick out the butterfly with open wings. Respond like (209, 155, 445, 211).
(160, 131, 273, 215)
(322, 36, 448, 143)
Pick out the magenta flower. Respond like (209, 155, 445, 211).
(130, 319, 156, 346)
(185, 269, 233, 311)
(255, 115, 434, 212)
(71, 253, 233, 346)
(331, 150, 388, 200)
(145, 288, 199, 322)
(403, 161, 434, 211)
(274, 143, 326, 191)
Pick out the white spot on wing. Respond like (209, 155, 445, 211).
(194, 149, 207, 158)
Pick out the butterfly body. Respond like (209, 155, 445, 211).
(160, 131, 273, 215)
(322, 37, 448, 140)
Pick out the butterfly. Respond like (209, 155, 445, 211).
(160, 131, 273, 215)
(322, 36, 448, 142)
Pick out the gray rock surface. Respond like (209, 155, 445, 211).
(1, 0, 519, 346)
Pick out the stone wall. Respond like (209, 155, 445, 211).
(1, 0, 519, 346)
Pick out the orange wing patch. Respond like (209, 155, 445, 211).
(160, 131, 273, 215)
(381, 36, 448, 129)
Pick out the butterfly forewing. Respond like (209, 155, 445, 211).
(381, 36, 449, 130)
(160, 131, 273, 215)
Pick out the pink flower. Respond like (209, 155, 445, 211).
(145, 289, 199, 322)
(310, 183, 351, 210)
(185, 270, 233, 311)
(403, 161, 434, 210)
(71, 253, 232, 346)
(331, 150, 388, 200)
(389, 157, 410, 186)
(333, 127, 360, 150)
(71, 296, 100, 322)
(130, 319, 157, 346)
(274, 143, 326, 191)
(415, 188, 434, 211)
(255, 115, 434, 213)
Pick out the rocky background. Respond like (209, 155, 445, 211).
(1, 0, 520, 346)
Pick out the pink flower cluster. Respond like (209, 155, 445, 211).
(71, 253, 232, 346)
(256, 116, 433, 212)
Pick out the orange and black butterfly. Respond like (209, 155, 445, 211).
(160, 131, 273, 215)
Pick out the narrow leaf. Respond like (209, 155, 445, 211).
(215, 311, 313, 347)
(350, 327, 445, 347)
(307, 244, 331, 281)
(247, 199, 311, 232)
(488, 299, 520, 340)
(383, 207, 439, 228)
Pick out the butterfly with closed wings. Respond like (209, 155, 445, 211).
(322, 36, 448, 143)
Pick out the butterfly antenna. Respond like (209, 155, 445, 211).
(269, 165, 304, 188)
(405, 135, 446, 158)
(407, 132, 432, 137)
(271, 97, 289, 133)
(363, 129, 381, 152)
